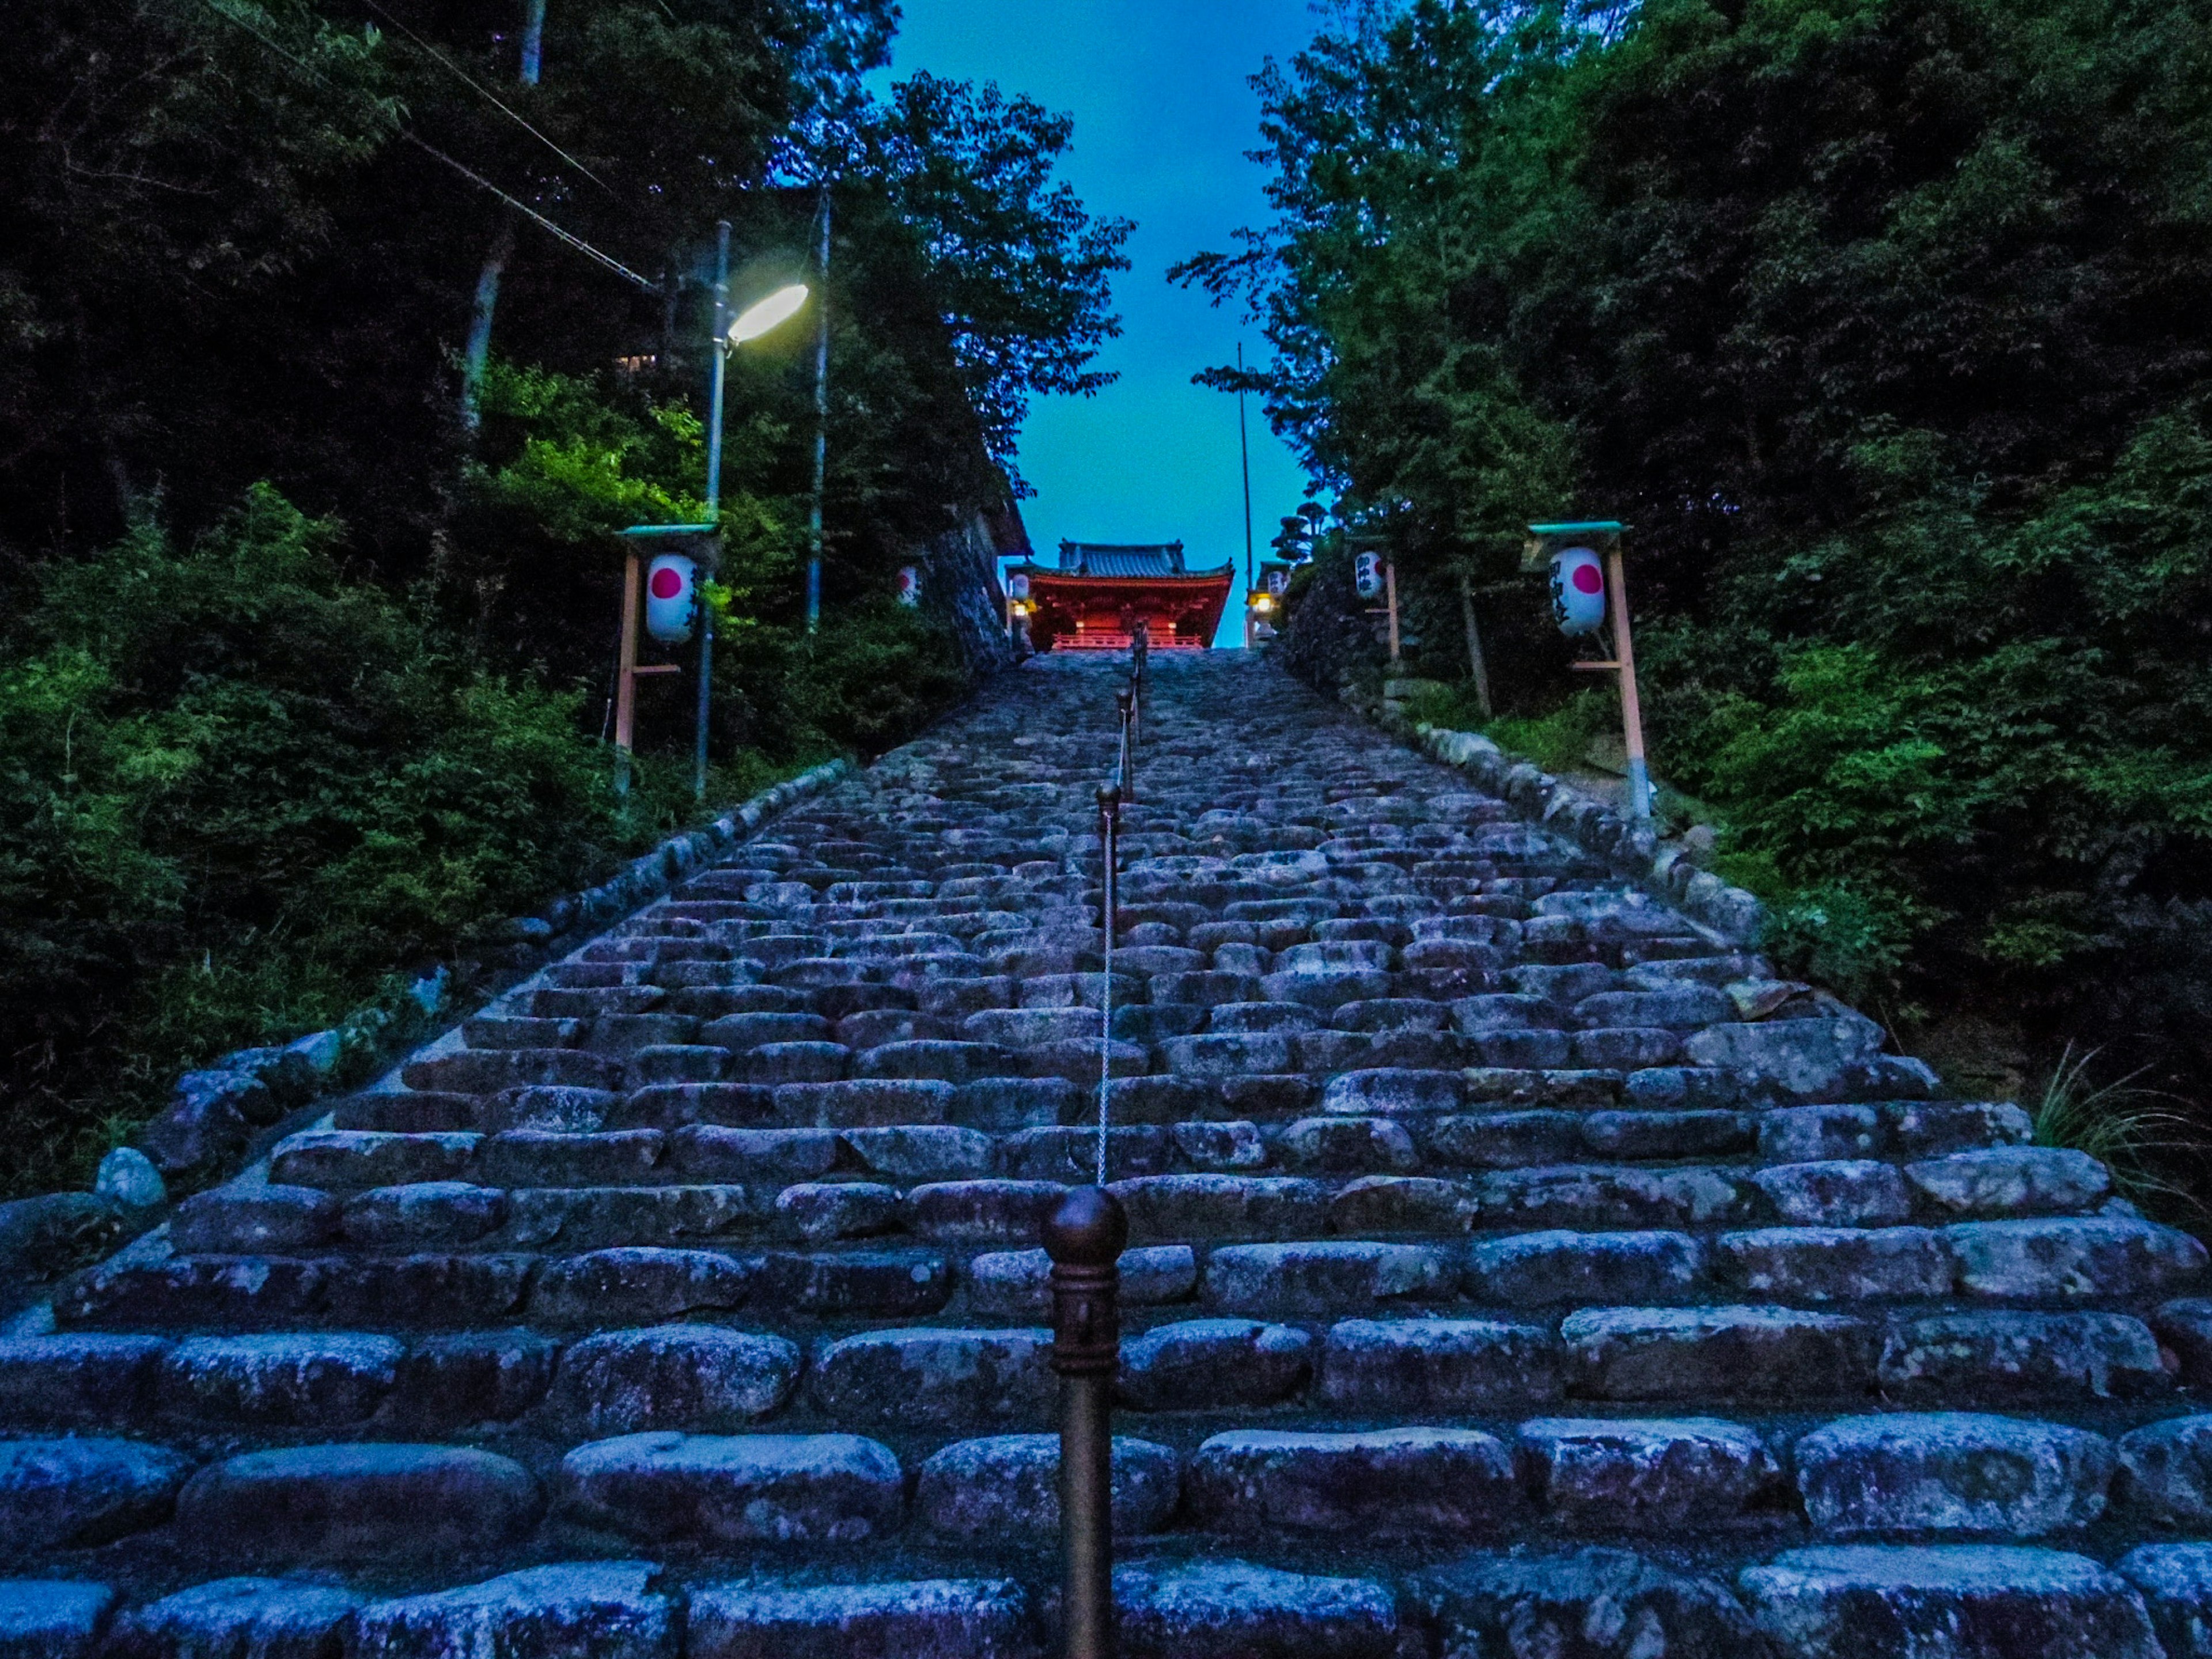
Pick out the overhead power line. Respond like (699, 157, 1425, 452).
(357, 0, 614, 194)
(193, 0, 656, 293)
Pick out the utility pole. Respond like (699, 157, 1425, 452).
(459, 0, 545, 431)
(805, 185, 831, 633)
(696, 220, 730, 802)
(1238, 342, 1254, 598)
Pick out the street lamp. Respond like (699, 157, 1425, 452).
(729, 283, 809, 344)
(614, 234, 811, 804)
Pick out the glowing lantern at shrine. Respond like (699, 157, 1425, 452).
(1550, 545, 1607, 635)
(1354, 551, 1385, 600)
(645, 553, 698, 643)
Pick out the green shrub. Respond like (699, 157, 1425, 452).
(0, 486, 783, 1194)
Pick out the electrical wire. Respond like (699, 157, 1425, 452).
(192, 0, 656, 292)
(358, 0, 614, 194)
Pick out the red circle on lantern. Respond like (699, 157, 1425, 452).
(650, 568, 684, 599)
(1571, 564, 1603, 594)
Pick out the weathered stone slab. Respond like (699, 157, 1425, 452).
(268, 1132, 479, 1191)
(1714, 1227, 1951, 1301)
(1109, 1176, 1329, 1244)
(1518, 1418, 1785, 1532)
(1202, 1242, 1451, 1315)
(1739, 1544, 2160, 1658)
(1947, 1219, 2207, 1300)
(915, 1434, 1179, 1537)
(1562, 1305, 1873, 1400)
(0, 1439, 190, 1552)
(809, 1327, 1051, 1427)
(1186, 1427, 1514, 1535)
(1111, 1560, 1396, 1659)
(0, 1335, 171, 1425)
(1318, 1317, 1560, 1410)
(2117, 1416, 2212, 1525)
(1749, 1160, 1911, 1227)
(390, 1331, 558, 1429)
(531, 1248, 758, 1325)
(351, 1562, 671, 1659)
(173, 1444, 537, 1562)
(170, 1188, 339, 1255)
(108, 1578, 362, 1659)
(1906, 1148, 2111, 1218)
(2119, 1544, 2212, 1659)
(1468, 1229, 1703, 1306)
(841, 1126, 993, 1183)
(556, 1433, 900, 1544)
(543, 1325, 799, 1434)
(341, 1183, 506, 1251)
(686, 1580, 1033, 1659)
(1117, 1319, 1315, 1410)
(1795, 1412, 2114, 1536)
(158, 1334, 402, 1427)
(1879, 1311, 2169, 1402)
(1415, 1548, 1767, 1659)
(0, 1582, 115, 1659)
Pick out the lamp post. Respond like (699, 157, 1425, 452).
(1524, 520, 1650, 819)
(612, 268, 809, 800)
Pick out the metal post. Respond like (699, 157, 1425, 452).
(695, 221, 729, 803)
(1384, 559, 1402, 666)
(1115, 688, 1134, 804)
(705, 221, 730, 520)
(1237, 342, 1253, 621)
(613, 548, 642, 797)
(1606, 542, 1652, 819)
(1045, 1184, 1126, 1659)
(805, 186, 831, 634)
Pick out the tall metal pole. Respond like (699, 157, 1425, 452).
(805, 185, 831, 634)
(1237, 342, 1254, 645)
(694, 221, 729, 804)
(705, 221, 730, 519)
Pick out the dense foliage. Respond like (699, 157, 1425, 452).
(1197, 0, 2212, 1093)
(0, 0, 1128, 1188)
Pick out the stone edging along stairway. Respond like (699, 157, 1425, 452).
(6, 652, 2212, 1658)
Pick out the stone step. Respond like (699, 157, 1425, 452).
(13, 1410, 2212, 1570)
(14, 1308, 2191, 1435)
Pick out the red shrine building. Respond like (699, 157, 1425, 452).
(1007, 541, 1235, 651)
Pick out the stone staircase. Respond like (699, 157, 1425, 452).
(6, 652, 2212, 1658)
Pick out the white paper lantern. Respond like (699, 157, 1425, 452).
(1007, 571, 1031, 600)
(1550, 546, 1607, 636)
(897, 565, 921, 607)
(1354, 551, 1385, 600)
(645, 553, 697, 643)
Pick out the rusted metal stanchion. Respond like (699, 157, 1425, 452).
(1115, 687, 1135, 805)
(1046, 1183, 1126, 1659)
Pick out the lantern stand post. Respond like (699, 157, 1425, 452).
(1605, 541, 1652, 820)
(1528, 520, 1648, 820)
(1045, 1183, 1126, 1659)
(1457, 574, 1494, 720)
(613, 548, 642, 799)
(1384, 559, 1402, 666)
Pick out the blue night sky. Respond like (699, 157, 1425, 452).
(870, 1, 1324, 644)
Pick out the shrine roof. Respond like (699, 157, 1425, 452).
(1013, 541, 1233, 582)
